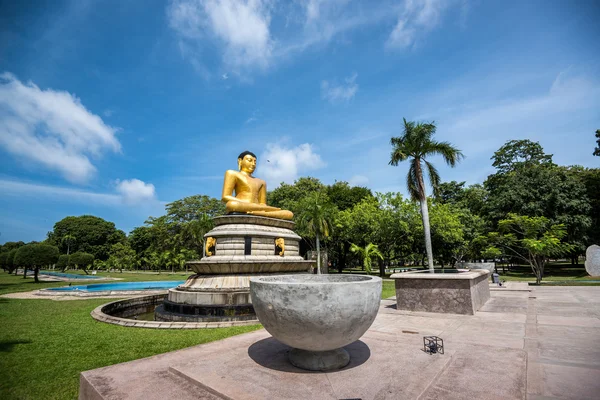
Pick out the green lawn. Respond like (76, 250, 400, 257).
(0, 296, 260, 400)
(0, 271, 395, 399)
(497, 262, 600, 285)
(381, 280, 395, 299)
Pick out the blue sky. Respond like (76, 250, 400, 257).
(1, 0, 599, 243)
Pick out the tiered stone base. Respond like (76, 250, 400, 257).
(156, 215, 313, 322)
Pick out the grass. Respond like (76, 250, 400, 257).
(381, 280, 395, 299)
(0, 271, 395, 399)
(497, 263, 600, 285)
(0, 295, 260, 400)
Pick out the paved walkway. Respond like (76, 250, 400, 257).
(80, 285, 600, 399)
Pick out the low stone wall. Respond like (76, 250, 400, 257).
(91, 295, 260, 329)
(391, 269, 491, 315)
(456, 262, 495, 273)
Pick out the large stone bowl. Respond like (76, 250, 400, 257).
(250, 274, 382, 371)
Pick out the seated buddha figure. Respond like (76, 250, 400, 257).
(221, 151, 293, 220)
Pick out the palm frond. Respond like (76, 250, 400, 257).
(424, 160, 441, 192)
(424, 141, 464, 166)
(407, 160, 422, 201)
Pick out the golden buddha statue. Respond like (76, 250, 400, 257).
(221, 151, 293, 220)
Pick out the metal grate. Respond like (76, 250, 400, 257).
(423, 336, 444, 355)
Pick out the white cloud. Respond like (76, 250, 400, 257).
(321, 73, 358, 103)
(0, 73, 121, 183)
(0, 179, 121, 206)
(387, 0, 450, 49)
(115, 179, 157, 204)
(1, 178, 161, 207)
(168, 0, 273, 73)
(260, 143, 325, 187)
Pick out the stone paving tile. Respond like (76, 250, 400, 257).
(536, 315, 600, 328)
(528, 362, 600, 400)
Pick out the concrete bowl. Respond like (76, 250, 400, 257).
(250, 274, 382, 371)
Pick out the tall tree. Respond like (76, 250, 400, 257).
(268, 177, 325, 214)
(326, 181, 374, 211)
(491, 139, 553, 173)
(296, 191, 337, 274)
(389, 118, 464, 270)
(107, 242, 136, 273)
(485, 141, 591, 261)
(61, 234, 76, 256)
(47, 215, 125, 260)
(594, 129, 600, 157)
(486, 214, 573, 284)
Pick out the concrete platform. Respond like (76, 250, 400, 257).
(80, 286, 600, 400)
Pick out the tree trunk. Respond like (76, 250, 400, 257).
(34, 267, 39, 283)
(23, 267, 27, 279)
(379, 258, 385, 277)
(419, 198, 435, 271)
(316, 233, 321, 274)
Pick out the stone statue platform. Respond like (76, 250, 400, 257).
(156, 215, 313, 322)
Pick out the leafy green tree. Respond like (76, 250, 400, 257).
(485, 142, 591, 262)
(375, 193, 414, 269)
(108, 242, 136, 273)
(326, 181, 374, 211)
(0, 241, 25, 253)
(182, 214, 214, 257)
(56, 254, 70, 271)
(0, 252, 9, 272)
(486, 214, 573, 284)
(429, 201, 465, 267)
(14, 244, 59, 283)
(389, 118, 464, 270)
(47, 215, 126, 260)
(69, 252, 94, 274)
(594, 129, 600, 157)
(268, 177, 326, 214)
(578, 167, 600, 246)
(491, 139, 553, 173)
(6, 249, 18, 274)
(349, 243, 383, 274)
(296, 191, 337, 274)
(164, 195, 225, 223)
(434, 181, 466, 204)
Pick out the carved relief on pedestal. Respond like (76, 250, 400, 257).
(205, 237, 216, 257)
(275, 238, 285, 256)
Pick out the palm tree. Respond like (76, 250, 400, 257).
(350, 243, 384, 274)
(296, 192, 336, 274)
(61, 234, 76, 269)
(389, 119, 463, 271)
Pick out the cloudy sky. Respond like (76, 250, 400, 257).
(1, 0, 599, 243)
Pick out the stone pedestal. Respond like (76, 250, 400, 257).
(156, 215, 313, 322)
(391, 269, 491, 315)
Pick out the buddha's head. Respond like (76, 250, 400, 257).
(238, 150, 257, 174)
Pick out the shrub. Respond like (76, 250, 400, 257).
(14, 244, 60, 282)
(56, 254, 70, 271)
(69, 252, 94, 273)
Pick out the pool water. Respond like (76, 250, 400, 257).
(47, 281, 186, 292)
(40, 271, 101, 279)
